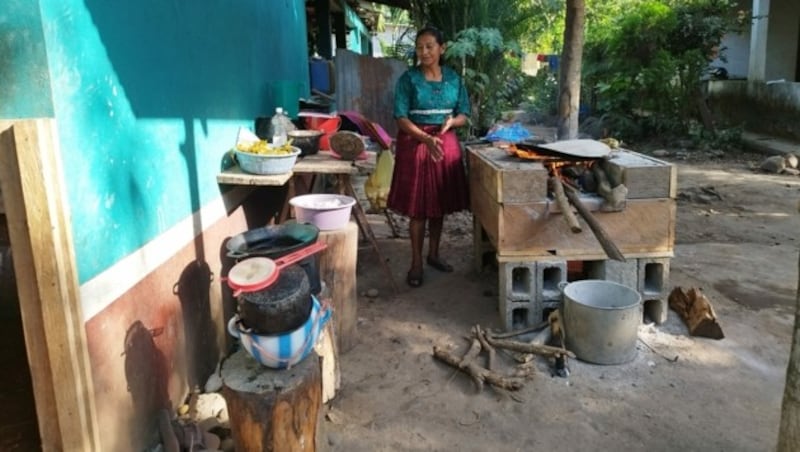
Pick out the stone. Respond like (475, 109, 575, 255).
(784, 153, 799, 169)
(193, 393, 229, 425)
(781, 168, 800, 176)
(760, 155, 785, 173)
(366, 288, 379, 298)
(651, 149, 670, 157)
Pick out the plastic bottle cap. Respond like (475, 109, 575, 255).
(276, 107, 284, 114)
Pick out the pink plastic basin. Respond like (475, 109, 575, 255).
(289, 194, 356, 230)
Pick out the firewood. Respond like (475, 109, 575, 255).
(474, 325, 496, 371)
(484, 335, 576, 359)
(593, 165, 627, 212)
(432, 346, 524, 392)
(562, 184, 626, 262)
(668, 287, 724, 339)
(550, 176, 582, 233)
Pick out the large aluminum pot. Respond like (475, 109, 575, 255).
(560, 280, 642, 365)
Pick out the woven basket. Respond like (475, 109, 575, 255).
(329, 131, 365, 161)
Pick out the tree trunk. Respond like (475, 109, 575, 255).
(557, 0, 586, 140)
(778, 250, 800, 450)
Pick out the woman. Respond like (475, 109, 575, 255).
(387, 25, 471, 288)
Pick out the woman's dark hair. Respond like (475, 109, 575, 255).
(414, 25, 446, 66)
(416, 25, 445, 46)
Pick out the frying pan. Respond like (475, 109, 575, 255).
(226, 241, 327, 297)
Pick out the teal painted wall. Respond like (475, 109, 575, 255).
(0, 1, 55, 117)
(16, 0, 310, 283)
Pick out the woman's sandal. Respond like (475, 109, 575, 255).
(426, 256, 454, 273)
(406, 270, 424, 288)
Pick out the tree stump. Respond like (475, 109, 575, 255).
(221, 348, 322, 452)
(317, 220, 358, 352)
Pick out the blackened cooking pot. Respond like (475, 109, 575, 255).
(237, 264, 312, 335)
(226, 223, 322, 295)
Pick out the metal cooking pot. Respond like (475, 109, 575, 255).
(237, 264, 311, 335)
(226, 223, 322, 295)
(560, 280, 642, 365)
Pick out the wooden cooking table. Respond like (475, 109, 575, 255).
(217, 151, 398, 293)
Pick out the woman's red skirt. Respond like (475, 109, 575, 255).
(387, 125, 469, 218)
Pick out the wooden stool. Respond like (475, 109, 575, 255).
(221, 348, 321, 452)
(318, 220, 358, 353)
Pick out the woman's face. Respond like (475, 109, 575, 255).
(415, 33, 444, 68)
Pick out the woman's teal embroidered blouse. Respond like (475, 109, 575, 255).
(394, 66, 471, 125)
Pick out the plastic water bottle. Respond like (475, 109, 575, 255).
(271, 107, 288, 146)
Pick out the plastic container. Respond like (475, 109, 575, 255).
(271, 80, 301, 119)
(289, 194, 356, 230)
(234, 146, 301, 175)
(228, 295, 330, 369)
(270, 107, 289, 146)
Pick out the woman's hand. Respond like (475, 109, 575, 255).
(440, 115, 455, 135)
(423, 134, 444, 162)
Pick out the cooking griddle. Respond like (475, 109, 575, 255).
(517, 139, 612, 159)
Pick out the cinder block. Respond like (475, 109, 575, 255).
(584, 259, 639, 289)
(637, 257, 671, 298)
(499, 298, 542, 331)
(536, 260, 567, 302)
(637, 257, 671, 324)
(498, 262, 537, 302)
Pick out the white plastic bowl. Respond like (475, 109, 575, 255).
(228, 296, 330, 369)
(289, 194, 356, 230)
(235, 146, 301, 175)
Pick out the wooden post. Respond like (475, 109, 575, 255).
(317, 221, 358, 353)
(221, 348, 322, 452)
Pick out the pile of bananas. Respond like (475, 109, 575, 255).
(236, 139, 295, 155)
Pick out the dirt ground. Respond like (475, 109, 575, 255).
(316, 149, 799, 452)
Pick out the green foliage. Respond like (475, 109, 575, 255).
(687, 121, 743, 151)
(582, 0, 748, 141)
(445, 27, 525, 134)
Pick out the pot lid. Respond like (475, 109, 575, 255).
(227, 257, 277, 293)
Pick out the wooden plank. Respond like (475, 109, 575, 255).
(467, 146, 548, 204)
(471, 173, 675, 258)
(216, 165, 292, 186)
(497, 199, 675, 257)
(604, 150, 677, 199)
(293, 151, 364, 175)
(0, 119, 101, 451)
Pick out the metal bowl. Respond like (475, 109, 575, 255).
(288, 130, 323, 156)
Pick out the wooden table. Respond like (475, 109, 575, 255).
(217, 151, 398, 293)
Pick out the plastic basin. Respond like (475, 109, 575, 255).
(235, 146, 301, 175)
(289, 194, 356, 230)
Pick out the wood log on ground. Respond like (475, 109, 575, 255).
(474, 325, 496, 371)
(549, 176, 582, 232)
(433, 346, 524, 392)
(562, 184, 626, 261)
(668, 287, 724, 339)
(221, 349, 321, 452)
(484, 335, 576, 359)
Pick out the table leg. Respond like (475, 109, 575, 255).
(341, 175, 399, 294)
(278, 177, 296, 223)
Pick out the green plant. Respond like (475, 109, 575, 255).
(445, 27, 524, 135)
(582, 0, 748, 142)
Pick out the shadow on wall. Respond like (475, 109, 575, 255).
(173, 260, 218, 390)
(123, 320, 170, 443)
